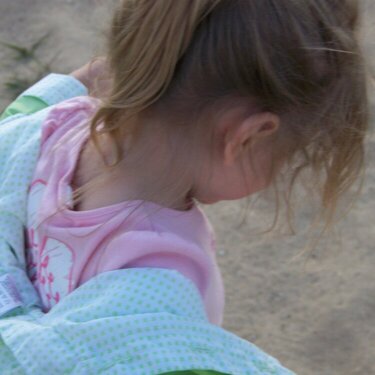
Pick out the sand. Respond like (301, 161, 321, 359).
(0, 1, 374, 374)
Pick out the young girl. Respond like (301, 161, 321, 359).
(0, 0, 369, 374)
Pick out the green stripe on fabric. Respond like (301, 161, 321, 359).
(0, 95, 49, 121)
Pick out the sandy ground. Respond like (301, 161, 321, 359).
(0, 1, 374, 374)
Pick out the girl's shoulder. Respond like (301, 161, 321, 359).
(39, 96, 100, 149)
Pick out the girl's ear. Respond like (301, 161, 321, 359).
(223, 112, 280, 166)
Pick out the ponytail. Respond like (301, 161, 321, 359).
(89, 0, 221, 166)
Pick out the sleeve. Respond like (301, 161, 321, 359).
(88, 229, 226, 326)
(0, 73, 88, 121)
(93, 231, 213, 301)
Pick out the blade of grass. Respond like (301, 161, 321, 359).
(0, 40, 34, 61)
(0, 32, 52, 62)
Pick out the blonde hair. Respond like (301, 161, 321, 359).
(71, 0, 369, 238)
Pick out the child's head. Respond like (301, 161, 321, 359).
(84, 0, 369, 230)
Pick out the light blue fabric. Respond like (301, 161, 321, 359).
(17, 73, 88, 106)
(0, 74, 297, 374)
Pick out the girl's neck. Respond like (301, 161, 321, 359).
(73, 122, 195, 212)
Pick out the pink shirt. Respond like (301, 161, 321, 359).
(25, 96, 225, 326)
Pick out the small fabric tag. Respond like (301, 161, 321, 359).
(0, 274, 23, 317)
